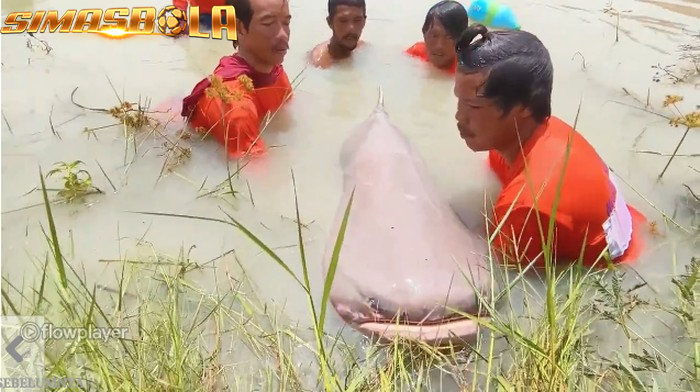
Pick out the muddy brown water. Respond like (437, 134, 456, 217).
(1, 0, 699, 389)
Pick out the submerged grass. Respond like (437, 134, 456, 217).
(3, 104, 700, 391)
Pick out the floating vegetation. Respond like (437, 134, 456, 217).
(70, 86, 158, 136)
(602, 1, 632, 43)
(70, 77, 194, 177)
(45, 160, 103, 204)
(660, 95, 700, 179)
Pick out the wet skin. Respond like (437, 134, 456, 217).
(453, 70, 538, 163)
(309, 4, 367, 68)
(423, 19, 456, 70)
(236, 0, 292, 73)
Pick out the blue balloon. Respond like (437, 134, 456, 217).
(467, 0, 490, 22)
(491, 7, 519, 29)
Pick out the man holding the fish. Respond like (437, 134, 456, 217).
(451, 23, 647, 268)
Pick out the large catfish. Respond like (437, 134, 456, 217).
(322, 87, 492, 347)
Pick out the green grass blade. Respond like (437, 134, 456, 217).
(219, 209, 307, 291)
(130, 210, 308, 291)
(289, 169, 343, 391)
(319, 187, 355, 334)
(39, 167, 68, 289)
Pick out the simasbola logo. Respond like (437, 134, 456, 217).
(0, 5, 236, 40)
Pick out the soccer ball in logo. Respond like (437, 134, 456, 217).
(157, 6, 187, 36)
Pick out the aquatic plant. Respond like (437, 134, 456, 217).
(70, 76, 193, 176)
(654, 32, 700, 84)
(616, 91, 699, 181)
(602, 1, 631, 43)
(659, 95, 700, 180)
(45, 160, 103, 204)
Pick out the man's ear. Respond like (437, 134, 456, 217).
(236, 18, 248, 36)
(326, 16, 332, 28)
(513, 104, 532, 121)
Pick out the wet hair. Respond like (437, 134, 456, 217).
(226, 0, 287, 48)
(455, 24, 553, 123)
(226, 0, 253, 29)
(421, 0, 469, 40)
(328, 0, 366, 19)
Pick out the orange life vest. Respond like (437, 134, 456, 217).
(488, 116, 646, 268)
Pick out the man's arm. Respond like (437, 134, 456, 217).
(190, 78, 266, 158)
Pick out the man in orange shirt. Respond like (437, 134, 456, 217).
(405, 0, 469, 74)
(309, 0, 367, 69)
(452, 24, 647, 268)
(180, 0, 293, 159)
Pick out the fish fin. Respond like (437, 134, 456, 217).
(374, 85, 386, 114)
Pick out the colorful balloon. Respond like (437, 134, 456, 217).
(467, 0, 520, 30)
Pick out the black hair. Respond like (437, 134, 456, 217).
(226, 0, 252, 49)
(422, 0, 469, 40)
(328, 0, 366, 19)
(226, 0, 253, 28)
(225, 0, 287, 49)
(455, 24, 553, 123)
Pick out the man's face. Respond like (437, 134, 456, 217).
(454, 71, 523, 152)
(328, 5, 366, 51)
(423, 20, 456, 69)
(239, 0, 291, 66)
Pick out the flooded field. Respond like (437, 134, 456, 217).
(1, 0, 699, 390)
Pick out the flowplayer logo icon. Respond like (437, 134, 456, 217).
(0, 5, 236, 40)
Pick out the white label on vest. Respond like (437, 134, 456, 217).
(602, 172, 633, 259)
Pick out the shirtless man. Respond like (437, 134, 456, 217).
(309, 0, 367, 68)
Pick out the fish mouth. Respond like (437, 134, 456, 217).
(356, 314, 487, 347)
(334, 301, 488, 347)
